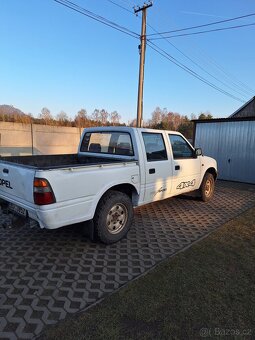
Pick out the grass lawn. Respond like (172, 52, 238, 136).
(42, 207, 255, 340)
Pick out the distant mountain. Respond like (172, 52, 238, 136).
(0, 105, 26, 116)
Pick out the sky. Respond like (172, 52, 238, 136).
(1, 0, 255, 123)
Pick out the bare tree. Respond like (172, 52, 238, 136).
(148, 107, 194, 133)
(129, 119, 137, 127)
(74, 109, 87, 128)
(99, 109, 109, 126)
(56, 111, 69, 126)
(19, 113, 33, 124)
(150, 107, 163, 128)
(91, 109, 100, 123)
(110, 111, 121, 126)
(39, 107, 53, 125)
(165, 111, 182, 130)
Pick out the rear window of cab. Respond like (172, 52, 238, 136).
(80, 132, 134, 156)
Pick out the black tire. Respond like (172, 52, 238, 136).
(94, 190, 134, 244)
(200, 172, 215, 202)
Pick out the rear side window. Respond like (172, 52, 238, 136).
(80, 132, 134, 156)
(169, 134, 194, 159)
(142, 132, 167, 161)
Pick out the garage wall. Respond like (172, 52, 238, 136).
(195, 120, 255, 184)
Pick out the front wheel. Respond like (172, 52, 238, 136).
(94, 190, 134, 244)
(200, 172, 215, 202)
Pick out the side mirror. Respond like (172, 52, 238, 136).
(195, 148, 202, 157)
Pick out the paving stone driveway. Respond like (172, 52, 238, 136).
(1, 181, 255, 339)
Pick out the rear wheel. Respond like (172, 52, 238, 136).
(200, 172, 215, 202)
(94, 190, 133, 244)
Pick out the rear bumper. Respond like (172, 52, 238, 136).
(36, 197, 93, 229)
(0, 195, 38, 222)
(0, 194, 94, 230)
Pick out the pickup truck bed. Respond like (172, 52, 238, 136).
(0, 154, 135, 170)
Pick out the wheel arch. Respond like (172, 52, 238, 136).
(107, 183, 139, 202)
(93, 183, 139, 218)
(206, 167, 218, 180)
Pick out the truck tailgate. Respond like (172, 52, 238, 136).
(0, 162, 35, 204)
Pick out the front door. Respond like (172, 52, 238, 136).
(168, 134, 201, 196)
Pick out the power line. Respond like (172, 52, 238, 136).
(118, 0, 134, 5)
(148, 41, 245, 103)
(149, 22, 255, 40)
(147, 24, 250, 98)
(140, 5, 253, 95)
(110, 0, 136, 9)
(104, 0, 250, 101)
(147, 15, 254, 95)
(105, 0, 134, 14)
(147, 12, 255, 36)
(187, 45, 255, 96)
(53, 0, 139, 39)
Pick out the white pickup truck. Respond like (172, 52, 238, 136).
(0, 127, 217, 243)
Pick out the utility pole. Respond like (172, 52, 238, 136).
(134, 1, 153, 128)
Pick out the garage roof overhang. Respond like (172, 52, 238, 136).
(192, 116, 255, 124)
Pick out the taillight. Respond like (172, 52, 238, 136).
(33, 178, 56, 205)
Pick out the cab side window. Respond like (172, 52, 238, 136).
(169, 134, 194, 159)
(142, 133, 167, 161)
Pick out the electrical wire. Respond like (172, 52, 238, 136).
(71, 0, 250, 103)
(147, 12, 255, 36)
(104, 0, 250, 101)
(192, 46, 255, 95)
(148, 41, 245, 103)
(144, 5, 254, 93)
(53, 0, 139, 39)
(147, 24, 250, 98)
(146, 12, 254, 95)
(105, 0, 134, 14)
(115, 0, 136, 8)
(149, 22, 255, 40)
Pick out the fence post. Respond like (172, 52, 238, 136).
(31, 123, 34, 155)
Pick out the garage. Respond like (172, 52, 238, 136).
(193, 97, 255, 184)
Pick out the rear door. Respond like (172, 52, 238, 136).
(0, 162, 35, 205)
(168, 134, 201, 196)
(140, 131, 173, 203)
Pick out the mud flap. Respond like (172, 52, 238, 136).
(81, 219, 96, 242)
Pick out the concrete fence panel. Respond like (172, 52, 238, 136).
(0, 122, 32, 156)
(32, 125, 81, 155)
(0, 122, 84, 156)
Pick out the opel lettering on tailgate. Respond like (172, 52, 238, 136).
(0, 179, 13, 189)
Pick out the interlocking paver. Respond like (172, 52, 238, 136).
(0, 181, 255, 339)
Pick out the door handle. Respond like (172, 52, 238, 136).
(149, 168, 155, 174)
(3, 168, 9, 174)
(175, 165, 180, 171)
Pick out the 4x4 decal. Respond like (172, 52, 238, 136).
(177, 179, 196, 190)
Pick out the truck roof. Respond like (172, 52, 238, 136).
(82, 126, 182, 135)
